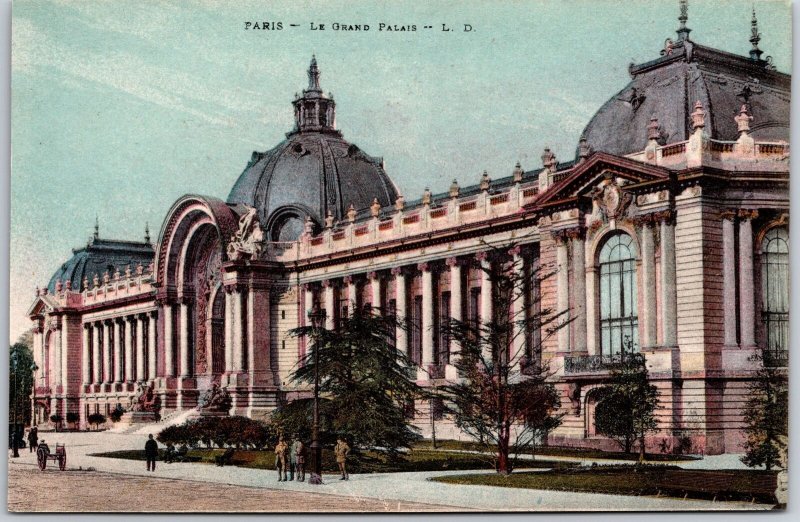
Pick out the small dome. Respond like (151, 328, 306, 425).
(579, 39, 789, 159)
(48, 237, 155, 293)
(227, 57, 399, 241)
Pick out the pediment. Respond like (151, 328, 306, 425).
(26, 295, 57, 318)
(532, 152, 671, 210)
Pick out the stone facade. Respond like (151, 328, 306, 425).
(28, 16, 789, 455)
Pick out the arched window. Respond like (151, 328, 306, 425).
(599, 233, 638, 355)
(761, 227, 789, 353)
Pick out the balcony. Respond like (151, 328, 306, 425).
(563, 353, 642, 374)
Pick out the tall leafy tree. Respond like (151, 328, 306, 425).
(277, 310, 423, 459)
(9, 340, 36, 428)
(593, 342, 659, 461)
(740, 352, 788, 471)
(437, 245, 568, 474)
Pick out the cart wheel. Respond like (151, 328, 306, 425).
(59, 454, 66, 471)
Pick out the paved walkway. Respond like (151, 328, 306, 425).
(7, 432, 772, 512)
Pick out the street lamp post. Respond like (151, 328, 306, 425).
(307, 305, 327, 485)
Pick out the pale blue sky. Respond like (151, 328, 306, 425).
(9, 0, 792, 342)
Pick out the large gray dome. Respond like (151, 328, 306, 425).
(227, 57, 399, 242)
(579, 33, 790, 159)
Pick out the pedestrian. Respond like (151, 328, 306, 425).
(274, 437, 289, 482)
(334, 437, 350, 480)
(288, 435, 297, 481)
(292, 437, 305, 482)
(144, 434, 158, 472)
(27, 427, 38, 453)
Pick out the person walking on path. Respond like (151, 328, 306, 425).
(144, 434, 158, 472)
(291, 437, 305, 482)
(27, 427, 38, 453)
(334, 437, 350, 480)
(274, 437, 289, 482)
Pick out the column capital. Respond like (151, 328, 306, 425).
(474, 251, 489, 263)
(738, 208, 759, 221)
(417, 262, 430, 272)
(321, 278, 334, 288)
(630, 213, 656, 228)
(550, 228, 569, 244)
(653, 209, 675, 225)
(367, 271, 381, 281)
(390, 266, 405, 277)
(719, 209, 738, 221)
(564, 226, 585, 240)
(445, 256, 460, 268)
(342, 274, 354, 285)
(507, 245, 522, 257)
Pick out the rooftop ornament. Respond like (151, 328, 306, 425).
(479, 170, 491, 192)
(422, 187, 432, 206)
(394, 195, 405, 212)
(647, 116, 662, 141)
(676, 0, 691, 41)
(749, 7, 763, 61)
(578, 136, 592, 162)
(512, 162, 524, 184)
(690, 101, 706, 130)
(541, 147, 557, 171)
(449, 179, 460, 198)
(325, 209, 334, 229)
(370, 198, 381, 217)
(347, 204, 357, 223)
(735, 104, 753, 134)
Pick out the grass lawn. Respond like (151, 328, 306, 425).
(432, 465, 778, 504)
(414, 440, 699, 462)
(89, 447, 577, 474)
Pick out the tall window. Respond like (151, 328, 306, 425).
(761, 226, 789, 353)
(599, 233, 638, 354)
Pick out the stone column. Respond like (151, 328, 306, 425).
(420, 263, 435, 374)
(124, 317, 134, 382)
(92, 322, 101, 384)
(345, 275, 357, 315)
(659, 211, 678, 347)
(113, 319, 123, 383)
(509, 247, 527, 367)
(102, 321, 112, 385)
(721, 211, 738, 347)
(135, 314, 145, 381)
(738, 209, 758, 348)
(303, 285, 314, 318)
(446, 257, 462, 377)
(82, 324, 90, 386)
(555, 234, 570, 352)
(369, 272, 382, 313)
(639, 218, 657, 348)
(323, 280, 335, 330)
(232, 286, 245, 373)
(148, 311, 157, 380)
(392, 267, 408, 356)
(59, 320, 68, 394)
(224, 287, 234, 372)
(569, 229, 587, 353)
(179, 299, 191, 377)
(163, 303, 175, 378)
(478, 252, 493, 361)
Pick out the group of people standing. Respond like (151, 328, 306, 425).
(274, 436, 351, 482)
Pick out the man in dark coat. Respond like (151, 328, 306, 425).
(144, 434, 158, 472)
(27, 427, 38, 453)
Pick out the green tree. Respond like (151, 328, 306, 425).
(740, 351, 788, 471)
(437, 246, 567, 474)
(279, 309, 423, 459)
(66, 412, 80, 430)
(593, 342, 659, 461)
(87, 413, 106, 430)
(10, 341, 36, 428)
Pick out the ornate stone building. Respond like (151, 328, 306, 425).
(27, 11, 789, 454)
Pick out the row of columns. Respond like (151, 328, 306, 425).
(553, 209, 678, 354)
(81, 311, 157, 387)
(722, 209, 759, 348)
(303, 250, 521, 376)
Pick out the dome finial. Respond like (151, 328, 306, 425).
(749, 6, 764, 61)
(677, 0, 691, 41)
(308, 54, 321, 92)
(93, 215, 99, 240)
(144, 222, 151, 244)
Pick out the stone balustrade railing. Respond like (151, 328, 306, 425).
(626, 136, 789, 171)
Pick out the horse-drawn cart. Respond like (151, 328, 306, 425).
(36, 442, 66, 471)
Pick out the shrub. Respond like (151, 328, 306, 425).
(109, 404, 125, 423)
(157, 416, 276, 450)
(87, 413, 107, 430)
(49, 414, 63, 431)
(66, 412, 80, 429)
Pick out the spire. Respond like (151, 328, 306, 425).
(293, 55, 338, 134)
(307, 54, 322, 92)
(144, 222, 151, 244)
(749, 6, 764, 61)
(93, 215, 99, 241)
(676, 0, 691, 41)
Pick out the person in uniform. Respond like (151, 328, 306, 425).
(144, 434, 158, 472)
(334, 437, 350, 480)
(292, 437, 305, 482)
(274, 437, 289, 481)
